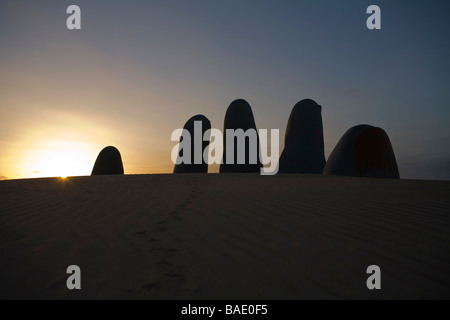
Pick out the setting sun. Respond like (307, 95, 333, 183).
(20, 140, 98, 179)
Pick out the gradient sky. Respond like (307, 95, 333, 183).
(1, 0, 449, 180)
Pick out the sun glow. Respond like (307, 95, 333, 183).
(21, 140, 98, 179)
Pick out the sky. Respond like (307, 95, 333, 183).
(0, 0, 449, 180)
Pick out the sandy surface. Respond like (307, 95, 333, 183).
(0, 174, 449, 299)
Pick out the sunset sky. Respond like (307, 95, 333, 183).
(1, 0, 449, 180)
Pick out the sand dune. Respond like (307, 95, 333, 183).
(0, 174, 449, 299)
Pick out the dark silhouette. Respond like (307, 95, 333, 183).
(220, 99, 262, 173)
(278, 99, 326, 173)
(91, 146, 124, 176)
(323, 125, 400, 178)
(174, 114, 211, 173)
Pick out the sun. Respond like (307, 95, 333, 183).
(22, 140, 98, 179)
(34, 150, 89, 178)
